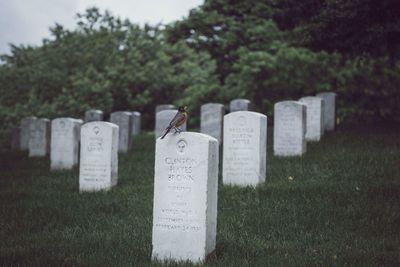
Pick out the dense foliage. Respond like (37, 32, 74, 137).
(1, 0, 399, 137)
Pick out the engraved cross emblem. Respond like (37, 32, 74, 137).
(177, 139, 187, 154)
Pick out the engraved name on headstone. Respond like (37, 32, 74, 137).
(84, 110, 103, 122)
(50, 118, 80, 170)
(20, 116, 37, 150)
(201, 103, 224, 144)
(155, 110, 187, 139)
(299, 96, 324, 141)
(29, 118, 50, 157)
(152, 132, 219, 263)
(79, 122, 118, 192)
(131, 111, 141, 136)
(273, 101, 307, 156)
(230, 99, 251, 112)
(223, 111, 267, 186)
(110, 111, 132, 153)
(316, 92, 336, 131)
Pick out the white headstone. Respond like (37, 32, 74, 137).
(273, 101, 306, 156)
(230, 99, 251, 112)
(316, 92, 336, 131)
(155, 110, 187, 139)
(200, 103, 224, 144)
(222, 111, 267, 186)
(79, 122, 118, 192)
(156, 104, 175, 114)
(28, 118, 50, 157)
(50, 118, 80, 170)
(110, 111, 132, 153)
(299, 96, 324, 141)
(11, 127, 21, 151)
(20, 116, 37, 150)
(131, 111, 141, 136)
(152, 132, 219, 263)
(84, 110, 103, 122)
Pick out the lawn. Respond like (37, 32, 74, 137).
(0, 123, 399, 266)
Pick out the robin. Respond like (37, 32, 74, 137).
(160, 106, 188, 139)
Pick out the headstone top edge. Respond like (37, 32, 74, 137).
(156, 109, 178, 115)
(316, 92, 337, 96)
(225, 110, 266, 119)
(299, 96, 323, 101)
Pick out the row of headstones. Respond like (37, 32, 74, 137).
(12, 92, 336, 263)
(82, 92, 336, 263)
(14, 110, 141, 167)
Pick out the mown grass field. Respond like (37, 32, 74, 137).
(1, 123, 399, 266)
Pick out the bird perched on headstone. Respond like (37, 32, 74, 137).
(161, 106, 188, 139)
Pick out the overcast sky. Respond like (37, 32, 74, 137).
(0, 0, 203, 55)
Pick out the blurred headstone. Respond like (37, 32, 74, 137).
(299, 96, 324, 141)
(20, 116, 37, 150)
(50, 118, 80, 170)
(273, 101, 306, 156)
(29, 118, 50, 157)
(131, 111, 141, 136)
(230, 99, 251, 112)
(316, 92, 336, 131)
(201, 103, 224, 144)
(110, 111, 132, 153)
(84, 110, 103, 122)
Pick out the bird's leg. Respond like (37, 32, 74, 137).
(173, 127, 179, 133)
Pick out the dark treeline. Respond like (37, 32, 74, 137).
(1, 0, 399, 134)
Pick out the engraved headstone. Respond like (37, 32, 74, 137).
(223, 111, 267, 186)
(28, 118, 50, 157)
(200, 103, 224, 144)
(155, 110, 187, 139)
(155, 104, 175, 115)
(273, 101, 306, 156)
(299, 96, 324, 141)
(316, 92, 336, 131)
(50, 118, 80, 170)
(152, 132, 219, 263)
(20, 116, 37, 150)
(11, 127, 21, 150)
(131, 111, 141, 136)
(110, 111, 132, 153)
(84, 110, 103, 122)
(230, 99, 251, 112)
(79, 122, 118, 192)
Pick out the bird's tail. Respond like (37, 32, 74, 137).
(160, 126, 172, 139)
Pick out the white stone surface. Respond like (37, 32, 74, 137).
(316, 92, 336, 131)
(155, 104, 175, 114)
(50, 118, 80, 170)
(79, 122, 118, 192)
(222, 111, 267, 186)
(11, 127, 21, 150)
(155, 110, 187, 139)
(131, 111, 141, 136)
(20, 116, 37, 150)
(299, 96, 324, 141)
(229, 99, 251, 112)
(84, 110, 103, 122)
(273, 101, 307, 156)
(28, 118, 50, 157)
(152, 132, 219, 264)
(110, 111, 132, 153)
(201, 103, 224, 144)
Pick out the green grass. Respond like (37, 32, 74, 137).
(1, 124, 399, 266)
